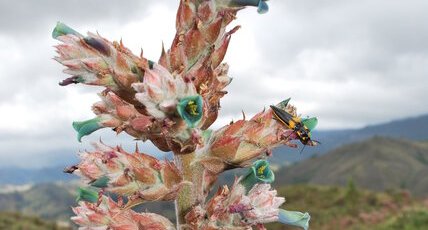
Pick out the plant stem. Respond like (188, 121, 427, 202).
(175, 152, 203, 229)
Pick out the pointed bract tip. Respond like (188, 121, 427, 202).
(64, 165, 78, 174)
(135, 142, 140, 153)
(59, 76, 84, 86)
(278, 98, 291, 108)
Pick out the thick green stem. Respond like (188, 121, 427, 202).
(175, 152, 204, 229)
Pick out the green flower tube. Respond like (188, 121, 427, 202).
(52, 22, 82, 39)
(90, 176, 110, 188)
(278, 209, 311, 230)
(229, 0, 269, 14)
(240, 159, 275, 191)
(302, 117, 318, 131)
(72, 117, 104, 142)
(76, 187, 99, 203)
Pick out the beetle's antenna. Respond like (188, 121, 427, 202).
(299, 144, 306, 155)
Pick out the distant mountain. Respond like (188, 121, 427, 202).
(0, 166, 75, 185)
(276, 136, 428, 196)
(272, 114, 428, 164)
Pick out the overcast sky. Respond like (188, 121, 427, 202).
(1, 0, 427, 168)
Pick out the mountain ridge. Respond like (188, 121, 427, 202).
(275, 136, 428, 196)
(271, 114, 428, 164)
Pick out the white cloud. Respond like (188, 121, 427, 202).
(1, 0, 428, 167)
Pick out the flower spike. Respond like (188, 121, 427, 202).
(53, 1, 313, 229)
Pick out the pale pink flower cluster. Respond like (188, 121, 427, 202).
(185, 180, 284, 229)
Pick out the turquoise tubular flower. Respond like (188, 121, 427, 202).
(302, 117, 318, 131)
(177, 95, 203, 128)
(229, 0, 269, 14)
(240, 160, 275, 191)
(90, 176, 110, 188)
(76, 187, 99, 203)
(52, 22, 82, 39)
(278, 209, 311, 230)
(72, 117, 104, 142)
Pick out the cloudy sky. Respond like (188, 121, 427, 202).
(1, 0, 427, 168)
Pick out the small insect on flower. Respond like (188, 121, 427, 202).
(270, 100, 319, 147)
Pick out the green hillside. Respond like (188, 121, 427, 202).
(1, 183, 428, 229)
(0, 183, 75, 221)
(267, 184, 428, 230)
(0, 212, 70, 230)
(276, 137, 428, 196)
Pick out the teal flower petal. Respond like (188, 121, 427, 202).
(90, 176, 110, 188)
(229, 0, 269, 14)
(72, 117, 104, 142)
(52, 22, 82, 39)
(240, 160, 275, 191)
(177, 95, 203, 128)
(278, 209, 310, 230)
(302, 117, 318, 131)
(76, 187, 98, 203)
(231, 0, 259, 7)
(257, 0, 269, 14)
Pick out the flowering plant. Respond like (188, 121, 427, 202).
(53, 0, 314, 229)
